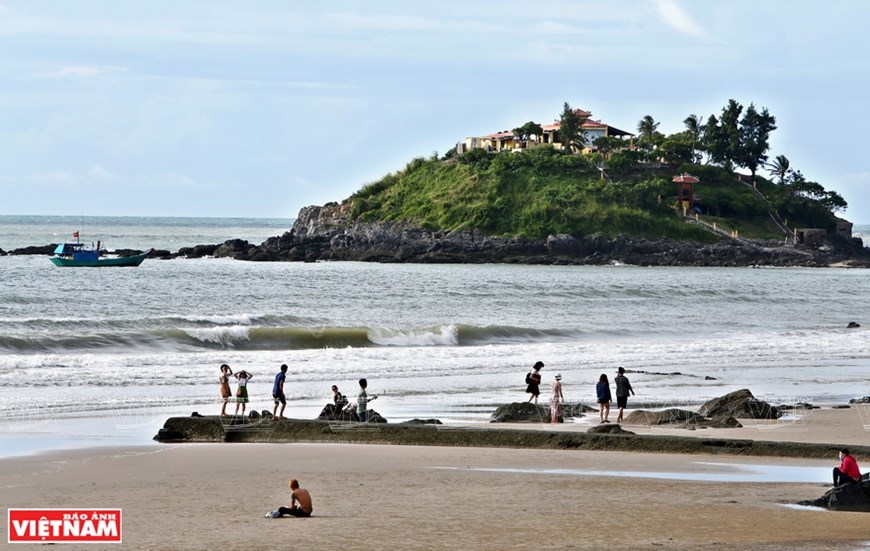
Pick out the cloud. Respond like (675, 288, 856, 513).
(37, 66, 129, 79)
(31, 170, 77, 186)
(531, 21, 581, 35)
(86, 164, 114, 182)
(841, 171, 870, 183)
(654, 0, 706, 39)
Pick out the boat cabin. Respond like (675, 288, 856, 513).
(54, 243, 99, 261)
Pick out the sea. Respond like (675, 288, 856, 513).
(2, 215, 870, 457)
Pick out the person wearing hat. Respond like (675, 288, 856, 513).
(550, 373, 564, 423)
(614, 366, 635, 424)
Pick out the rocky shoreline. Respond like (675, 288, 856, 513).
(4, 203, 870, 267)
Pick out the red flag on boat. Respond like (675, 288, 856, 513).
(72, 231, 79, 238)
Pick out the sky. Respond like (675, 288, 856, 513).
(2, 1, 869, 222)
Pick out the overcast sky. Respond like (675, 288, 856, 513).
(2, 1, 869, 222)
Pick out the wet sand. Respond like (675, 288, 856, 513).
(2, 408, 870, 550)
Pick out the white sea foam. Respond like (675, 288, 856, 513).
(170, 313, 256, 325)
(182, 325, 252, 346)
(367, 324, 459, 346)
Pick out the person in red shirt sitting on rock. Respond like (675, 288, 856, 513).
(833, 448, 862, 486)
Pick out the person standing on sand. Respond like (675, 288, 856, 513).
(266, 479, 313, 518)
(614, 366, 635, 424)
(233, 369, 252, 416)
(272, 364, 288, 419)
(596, 374, 612, 423)
(526, 361, 544, 403)
(357, 378, 377, 422)
(550, 373, 564, 423)
(219, 364, 233, 416)
(833, 448, 862, 486)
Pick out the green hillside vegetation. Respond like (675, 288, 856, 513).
(348, 100, 846, 242)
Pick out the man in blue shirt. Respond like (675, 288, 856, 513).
(272, 364, 288, 419)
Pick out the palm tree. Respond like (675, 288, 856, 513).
(637, 115, 659, 151)
(559, 102, 589, 153)
(766, 154, 791, 185)
(683, 114, 704, 163)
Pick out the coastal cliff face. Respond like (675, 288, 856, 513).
(216, 204, 870, 267)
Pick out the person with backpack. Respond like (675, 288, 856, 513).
(525, 361, 544, 404)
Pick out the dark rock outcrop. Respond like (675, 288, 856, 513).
(587, 423, 635, 435)
(208, 203, 870, 267)
(490, 402, 588, 423)
(152, 416, 870, 461)
(10, 244, 56, 255)
(176, 244, 219, 258)
(401, 418, 443, 425)
(799, 475, 870, 512)
(491, 402, 549, 423)
(624, 408, 742, 428)
(113, 248, 146, 258)
(625, 409, 705, 426)
(699, 389, 781, 420)
(213, 239, 256, 259)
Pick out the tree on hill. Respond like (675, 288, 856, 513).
(787, 171, 847, 213)
(558, 102, 589, 152)
(637, 115, 660, 151)
(657, 133, 694, 166)
(512, 121, 544, 148)
(736, 103, 777, 185)
(703, 99, 743, 166)
(702, 99, 777, 186)
(766, 155, 792, 185)
(683, 114, 704, 163)
(593, 136, 623, 160)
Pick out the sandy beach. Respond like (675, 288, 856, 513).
(2, 408, 870, 550)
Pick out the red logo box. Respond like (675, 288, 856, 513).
(8, 509, 122, 544)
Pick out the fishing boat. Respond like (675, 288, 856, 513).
(50, 233, 151, 267)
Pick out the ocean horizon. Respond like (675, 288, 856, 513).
(0, 214, 296, 252)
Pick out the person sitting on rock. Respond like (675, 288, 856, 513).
(319, 385, 350, 419)
(833, 448, 862, 486)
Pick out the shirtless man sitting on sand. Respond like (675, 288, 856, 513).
(268, 479, 313, 518)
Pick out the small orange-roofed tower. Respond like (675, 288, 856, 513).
(673, 173, 699, 216)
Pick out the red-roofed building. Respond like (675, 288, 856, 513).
(462, 108, 633, 154)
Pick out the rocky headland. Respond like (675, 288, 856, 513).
(210, 203, 868, 267)
(5, 203, 870, 267)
